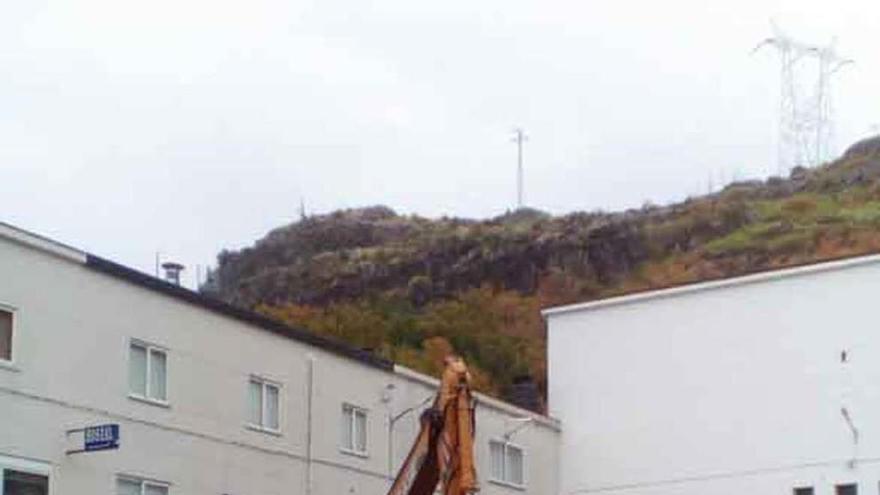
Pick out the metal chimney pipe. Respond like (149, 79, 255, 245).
(160, 262, 185, 286)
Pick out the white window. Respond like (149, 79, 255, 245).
(247, 377, 280, 432)
(117, 477, 169, 495)
(489, 440, 525, 487)
(341, 404, 368, 455)
(129, 341, 167, 404)
(0, 307, 13, 363)
(1, 454, 50, 495)
(836, 484, 857, 495)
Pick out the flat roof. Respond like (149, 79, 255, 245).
(542, 251, 880, 318)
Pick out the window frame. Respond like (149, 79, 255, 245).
(488, 438, 527, 489)
(835, 483, 858, 495)
(245, 376, 282, 435)
(127, 339, 169, 407)
(0, 453, 51, 494)
(116, 475, 170, 495)
(0, 303, 18, 369)
(340, 403, 369, 457)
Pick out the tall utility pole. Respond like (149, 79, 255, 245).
(753, 23, 852, 173)
(511, 128, 528, 209)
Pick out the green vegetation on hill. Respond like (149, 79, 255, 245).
(206, 136, 880, 406)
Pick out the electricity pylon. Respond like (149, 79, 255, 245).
(814, 41, 853, 164)
(754, 24, 852, 173)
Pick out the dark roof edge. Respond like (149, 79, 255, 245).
(84, 254, 394, 372)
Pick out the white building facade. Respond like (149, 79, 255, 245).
(546, 255, 880, 495)
(0, 222, 559, 495)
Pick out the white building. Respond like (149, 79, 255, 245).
(545, 255, 880, 495)
(0, 221, 559, 495)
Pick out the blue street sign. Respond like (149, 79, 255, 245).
(84, 424, 119, 452)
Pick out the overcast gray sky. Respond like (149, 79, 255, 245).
(2, 0, 877, 286)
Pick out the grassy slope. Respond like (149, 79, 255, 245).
(213, 141, 880, 406)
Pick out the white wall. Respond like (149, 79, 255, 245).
(0, 229, 559, 495)
(548, 258, 880, 495)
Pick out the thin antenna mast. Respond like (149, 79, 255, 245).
(511, 128, 528, 209)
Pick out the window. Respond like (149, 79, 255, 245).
(247, 378, 280, 432)
(4, 469, 49, 494)
(489, 440, 525, 487)
(794, 487, 814, 495)
(129, 342, 167, 403)
(341, 404, 367, 455)
(0, 308, 13, 362)
(117, 477, 169, 495)
(1, 454, 50, 495)
(836, 484, 857, 495)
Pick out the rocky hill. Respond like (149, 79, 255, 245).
(206, 136, 880, 407)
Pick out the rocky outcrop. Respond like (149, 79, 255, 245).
(206, 137, 880, 402)
(207, 137, 880, 311)
(207, 207, 655, 308)
(845, 135, 880, 158)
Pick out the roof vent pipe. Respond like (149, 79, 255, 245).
(161, 262, 185, 286)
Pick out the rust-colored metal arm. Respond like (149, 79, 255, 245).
(386, 357, 479, 495)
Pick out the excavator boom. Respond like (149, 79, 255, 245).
(386, 357, 479, 495)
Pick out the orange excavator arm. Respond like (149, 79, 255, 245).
(386, 357, 479, 495)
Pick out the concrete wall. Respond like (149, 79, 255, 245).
(547, 257, 880, 495)
(0, 228, 559, 495)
